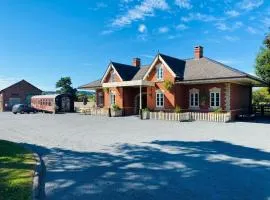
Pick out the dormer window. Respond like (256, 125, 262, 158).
(156, 65, 164, 80)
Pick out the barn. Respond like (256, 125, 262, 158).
(0, 80, 42, 111)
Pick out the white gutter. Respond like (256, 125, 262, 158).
(102, 80, 154, 88)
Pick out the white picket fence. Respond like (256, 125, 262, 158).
(79, 107, 109, 116)
(149, 112, 231, 123)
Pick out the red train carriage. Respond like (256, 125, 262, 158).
(31, 94, 74, 113)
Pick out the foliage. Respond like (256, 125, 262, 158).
(175, 105, 182, 113)
(252, 87, 270, 104)
(264, 33, 270, 49)
(163, 80, 174, 91)
(255, 48, 270, 84)
(0, 140, 35, 200)
(142, 107, 150, 112)
(103, 87, 109, 93)
(255, 32, 270, 85)
(56, 77, 77, 99)
(213, 108, 223, 113)
(111, 104, 121, 111)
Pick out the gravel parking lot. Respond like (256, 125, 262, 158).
(0, 112, 269, 200)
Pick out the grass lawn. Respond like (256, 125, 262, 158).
(0, 140, 36, 200)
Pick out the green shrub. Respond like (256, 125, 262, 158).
(213, 108, 222, 113)
(142, 108, 150, 112)
(111, 104, 121, 111)
(175, 105, 182, 113)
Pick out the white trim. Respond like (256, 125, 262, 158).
(101, 63, 123, 83)
(189, 88, 200, 109)
(110, 92, 116, 106)
(176, 77, 264, 87)
(156, 64, 164, 80)
(143, 54, 176, 80)
(209, 87, 221, 109)
(102, 80, 154, 88)
(225, 83, 231, 111)
(156, 90, 164, 108)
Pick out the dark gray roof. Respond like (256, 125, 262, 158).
(0, 79, 42, 93)
(159, 54, 186, 80)
(132, 65, 150, 80)
(78, 79, 102, 89)
(183, 57, 251, 80)
(112, 62, 140, 81)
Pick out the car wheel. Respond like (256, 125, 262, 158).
(13, 112, 17, 114)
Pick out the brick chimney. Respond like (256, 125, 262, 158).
(132, 58, 141, 67)
(194, 46, 203, 59)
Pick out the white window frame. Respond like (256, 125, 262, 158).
(110, 92, 116, 106)
(209, 87, 221, 108)
(189, 88, 199, 108)
(156, 90, 164, 108)
(156, 64, 164, 80)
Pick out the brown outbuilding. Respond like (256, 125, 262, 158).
(0, 80, 42, 111)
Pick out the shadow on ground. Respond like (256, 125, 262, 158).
(23, 141, 270, 200)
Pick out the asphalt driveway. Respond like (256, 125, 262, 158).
(0, 112, 269, 200)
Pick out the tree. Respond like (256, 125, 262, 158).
(255, 32, 270, 85)
(56, 77, 77, 99)
(252, 88, 270, 105)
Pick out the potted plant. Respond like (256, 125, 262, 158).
(142, 108, 150, 119)
(110, 104, 122, 117)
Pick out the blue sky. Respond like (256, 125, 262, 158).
(0, 0, 269, 90)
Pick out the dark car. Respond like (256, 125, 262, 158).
(12, 104, 37, 114)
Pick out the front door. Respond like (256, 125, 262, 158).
(61, 97, 70, 112)
(135, 94, 147, 114)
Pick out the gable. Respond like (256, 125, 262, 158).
(103, 67, 122, 83)
(101, 63, 123, 83)
(143, 54, 177, 80)
(0, 80, 42, 93)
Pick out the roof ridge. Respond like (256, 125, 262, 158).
(111, 61, 136, 68)
(159, 53, 186, 62)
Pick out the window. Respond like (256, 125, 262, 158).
(209, 88, 221, 108)
(156, 90, 164, 108)
(98, 92, 104, 107)
(189, 88, 199, 108)
(156, 65, 164, 80)
(110, 92, 116, 106)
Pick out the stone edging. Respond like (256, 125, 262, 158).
(32, 152, 42, 200)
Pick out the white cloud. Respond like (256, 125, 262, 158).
(181, 13, 219, 22)
(225, 10, 240, 17)
(158, 26, 169, 33)
(138, 24, 147, 33)
(224, 35, 239, 42)
(112, 0, 169, 27)
(175, 0, 192, 9)
(215, 21, 243, 31)
(246, 26, 258, 34)
(238, 0, 264, 11)
(89, 2, 108, 11)
(176, 23, 189, 30)
(215, 22, 229, 31)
